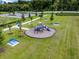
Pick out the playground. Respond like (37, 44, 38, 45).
(0, 12, 79, 59)
(25, 22, 56, 38)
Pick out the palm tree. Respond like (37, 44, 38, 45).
(28, 13, 33, 27)
(35, 11, 38, 16)
(16, 20, 23, 37)
(17, 21, 22, 31)
(50, 13, 54, 24)
(21, 13, 26, 21)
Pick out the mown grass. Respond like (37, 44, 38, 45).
(56, 13, 79, 16)
(0, 12, 8, 14)
(0, 16, 38, 25)
(0, 15, 79, 59)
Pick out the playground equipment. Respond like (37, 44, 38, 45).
(25, 22, 56, 38)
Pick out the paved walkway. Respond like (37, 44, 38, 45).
(0, 13, 35, 18)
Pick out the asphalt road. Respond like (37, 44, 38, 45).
(0, 13, 35, 18)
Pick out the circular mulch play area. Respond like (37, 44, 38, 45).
(25, 28, 56, 38)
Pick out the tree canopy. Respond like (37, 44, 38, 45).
(0, 0, 79, 12)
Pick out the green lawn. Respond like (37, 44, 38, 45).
(0, 16, 38, 25)
(0, 12, 8, 14)
(0, 15, 79, 59)
(0, 16, 38, 30)
(0, 17, 18, 25)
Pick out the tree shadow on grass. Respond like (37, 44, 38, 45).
(17, 30, 25, 38)
(0, 47, 5, 53)
(7, 32, 13, 35)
